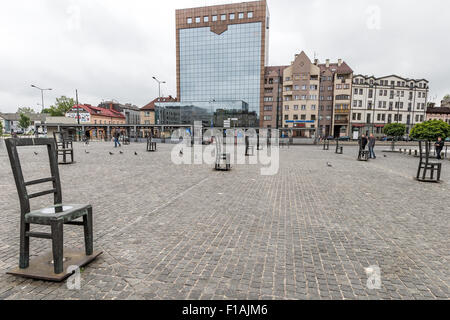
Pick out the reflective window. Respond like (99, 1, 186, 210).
(179, 23, 263, 124)
(195, 17, 200, 23)
(238, 12, 244, 19)
(248, 11, 253, 18)
(187, 17, 192, 24)
(212, 15, 217, 21)
(230, 13, 235, 20)
(221, 14, 226, 21)
(204, 16, 209, 22)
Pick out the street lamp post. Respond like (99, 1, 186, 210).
(152, 77, 166, 100)
(31, 85, 52, 113)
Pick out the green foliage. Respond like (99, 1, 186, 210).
(383, 123, 406, 138)
(17, 107, 36, 114)
(443, 94, 450, 101)
(42, 96, 76, 116)
(410, 120, 450, 141)
(18, 113, 31, 130)
(0, 120, 3, 136)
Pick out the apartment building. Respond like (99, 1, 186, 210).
(282, 51, 320, 138)
(262, 65, 287, 128)
(351, 75, 429, 137)
(318, 59, 353, 138)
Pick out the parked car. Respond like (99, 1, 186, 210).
(445, 137, 450, 142)
(326, 136, 334, 140)
(338, 136, 351, 141)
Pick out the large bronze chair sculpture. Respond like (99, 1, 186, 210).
(5, 138, 101, 281)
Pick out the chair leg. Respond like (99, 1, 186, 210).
(19, 222, 30, 269)
(83, 208, 93, 256)
(51, 221, 64, 274)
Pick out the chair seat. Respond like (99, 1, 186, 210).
(25, 204, 91, 224)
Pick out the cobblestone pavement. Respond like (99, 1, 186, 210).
(0, 140, 448, 300)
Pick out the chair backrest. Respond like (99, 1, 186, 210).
(5, 138, 63, 217)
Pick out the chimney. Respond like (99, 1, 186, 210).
(314, 59, 319, 65)
(338, 59, 342, 66)
(326, 59, 330, 67)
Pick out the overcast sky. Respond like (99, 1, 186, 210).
(1, 0, 449, 113)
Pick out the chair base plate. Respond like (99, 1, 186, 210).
(7, 249, 102, 282)
(415, 178, 441, 183)
(58, 161, 76, 165)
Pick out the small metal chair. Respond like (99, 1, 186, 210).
(245, 136, 255, 156)
(323, 140, 330, 151)
(416, 141, 441, 182)
(5, 138, 94, 275)
(335, 140, 343, 154)
(214, 136, 231, 171)
(147, 135, 157, 152)
(358, 148, 370, 161)
(53, 131, 74, 164)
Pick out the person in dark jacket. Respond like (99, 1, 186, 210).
(359, 134, 368, 150)
(114, 130, 121, 148)
(435, 137, 444, 160)
(368, 134, 376, 159)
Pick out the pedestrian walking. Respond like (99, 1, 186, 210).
(84, 130, 90, 145)
(359, 134, 368, 151)
(435, 137, 444, 160)
(114, 130, 121, 148)
(368, 134, 376, 159)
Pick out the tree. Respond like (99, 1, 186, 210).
(17, 107, 36, 114)
(384, 123, 406, 151)
(0, 120, 3, 136)
(443, 94, 450, 101)
(18, 113, 31, 132)
(410, 120, 450, 141)
(42, 96, 76, 116)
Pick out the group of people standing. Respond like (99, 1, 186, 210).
(359, 134, 377, 159)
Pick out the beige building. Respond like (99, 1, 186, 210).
(317, 59, 353, 138)
(282, 51, 320, 137)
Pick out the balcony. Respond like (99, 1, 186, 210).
(334, 109, 350, 114)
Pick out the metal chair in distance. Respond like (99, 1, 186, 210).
(147, 135, 157, 152)
(416, 140, 441, 183)
(53, 131, 74, 164)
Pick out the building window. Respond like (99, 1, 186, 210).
(284, 115, 289, 120)
(264, 106, 272, 111)
(238, 12, 244, 19)
(285, 105, 289, 111)
(294, 105, 299, 110)
(204, 16, 209, 22)
(248, 11, 253, 18)
(212, 15, 217, 21)
(229, 13, 235, 20)
(221, 14, 226, 21)
(264, 116, 272, 121)
(187, 17, 192, 24)
(195, 17, 200, 23)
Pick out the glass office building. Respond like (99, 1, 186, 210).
(176, 1, 269, 127)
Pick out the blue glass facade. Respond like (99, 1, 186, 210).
(179, 22, 263, 124)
